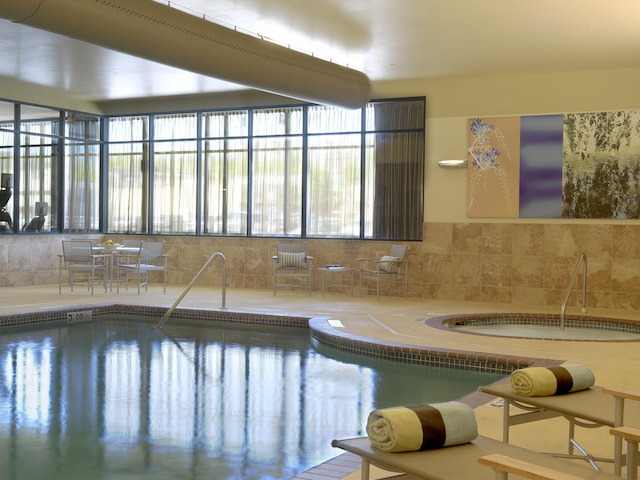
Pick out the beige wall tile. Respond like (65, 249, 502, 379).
(1, 221, 639, 314)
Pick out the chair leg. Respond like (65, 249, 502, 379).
(404, 274, 408, 298)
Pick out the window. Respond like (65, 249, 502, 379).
(64, 113, 101, 232)
(107, 116, 148, 233)
(19, 105, 61, 233)
(367, 100, 425, 240)
(0, 102, 14, 232)
(201, 110, 248, 235)
(0, 103, 102, 234)
(153, 114, 198, 234)
(251, 108, 303, 236)
(107, 98, 424, 239)
(0, 96, 424, 240)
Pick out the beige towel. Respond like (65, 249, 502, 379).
(366, 401, 478, 452)
(509, 364, 595, 396)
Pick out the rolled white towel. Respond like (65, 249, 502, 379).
(366, 401, 478, 452)
(509, 364, 595, 397)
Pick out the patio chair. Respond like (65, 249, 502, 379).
(116, 240, 167, 294)
(358, 245, 409, 299)
(58, 240, 108, 294)
(272, 242, 313, 295)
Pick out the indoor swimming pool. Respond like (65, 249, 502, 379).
(0, 315, 503, 479)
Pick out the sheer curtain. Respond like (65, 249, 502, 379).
(252, 108, 303, 236)
(20, 121, 57, 232)
(306, 134, 361, 236)
(153, 113, 197, 234)
(306, 106, 362, 237)
(65, 114, 100, 232)
(201, 111, 248, 235)
(107, 116, 148, 233)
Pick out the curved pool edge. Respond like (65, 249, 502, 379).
(307, 316, 546, 375)
(427, 312, 640, 342)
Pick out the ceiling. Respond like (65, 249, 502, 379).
(1, 0, 640, 105)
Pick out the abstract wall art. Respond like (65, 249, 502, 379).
(466, 110, 640, 219)
(467, 117, 520, 218)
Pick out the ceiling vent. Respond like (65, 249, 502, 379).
(1, 0, 371, 108)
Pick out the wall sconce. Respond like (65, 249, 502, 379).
(437, 159, 467, 169)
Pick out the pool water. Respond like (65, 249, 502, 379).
(0, 316, 503, 480)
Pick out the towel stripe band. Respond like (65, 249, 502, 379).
(407, 404, 446, 450)
(549, 366, 574, 394)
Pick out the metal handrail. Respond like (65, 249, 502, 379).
(560, 252, 587, 331)
(155, 252, 227, 328)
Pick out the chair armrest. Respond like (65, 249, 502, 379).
(602, 387, 640, 402)
(357, 257, 379, 267)
(610, 425, 640, 442)
(478, 454, 583, 480)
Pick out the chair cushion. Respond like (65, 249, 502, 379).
(279, 251, 306, 268)
(379, 255, 400, 273)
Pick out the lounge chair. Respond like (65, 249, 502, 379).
(478, 453, 598, 480)
(331, 435, 618, 480)
(480, 382, 640, 475)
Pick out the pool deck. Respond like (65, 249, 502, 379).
(1, 284, 639, 479)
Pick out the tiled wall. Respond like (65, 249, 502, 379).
(1, 222, 639, 311)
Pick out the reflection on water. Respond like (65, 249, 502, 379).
(0, 317, 502, 479)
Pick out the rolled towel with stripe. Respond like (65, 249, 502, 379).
(366, 401, 478, 452)
(509, 364, 595, 397)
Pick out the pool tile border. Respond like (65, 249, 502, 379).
(0, 303, 310, 329)
(308, 317, 541, 375)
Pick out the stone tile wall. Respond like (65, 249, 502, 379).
(1, 222, 639, 311)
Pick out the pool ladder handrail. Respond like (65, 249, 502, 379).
(155, 251, 227, 329)
(560, 252, 587, 331)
